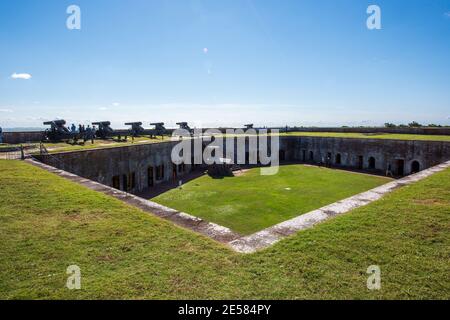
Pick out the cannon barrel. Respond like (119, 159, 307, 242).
(92, 121, 111, 126)
(43, 120, 66, 126)
(91, 121, 115, 139)
(42, 119, 73, 142)
(149, 122, 168, 137)
(125, 122, 145, 137)
(177, 122, 191, 130)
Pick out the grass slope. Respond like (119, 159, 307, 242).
(153, 165, 391, 235)
(280, 131, 450, 141)
(0, 160, 449, 299)
(42, 136, 169, 154)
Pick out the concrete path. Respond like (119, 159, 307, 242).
(26, 158, 450, 254)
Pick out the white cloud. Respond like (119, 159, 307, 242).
(445, 12, 450, 18)
(111, 102, 120, 107)
(99, 107, 108, 111)
(11, 73, 32, 80)
(0, 108, 13, 113)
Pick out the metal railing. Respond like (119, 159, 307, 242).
(28, 142, 68, 169)
(0, 151, 22, 160)
(39, 142, 49, 155)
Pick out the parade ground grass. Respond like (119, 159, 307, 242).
(0, 160, 449, 299)
(152, 165, 391, 235)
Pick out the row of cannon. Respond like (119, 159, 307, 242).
(42, 120, 195, 142)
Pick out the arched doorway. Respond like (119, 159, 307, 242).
(147, 166, 154, 187)
(357, 156, 364, 169)
(279, 150, 286, 162)
(335, 153, 341, 165)
(309, 151, 314, 162)
(396, 159, 405, 176)
(326, 152, 332, 166)
(368, 157, 376, 170)
(172, 164, 177, 181)
(411, 161, 420, 174)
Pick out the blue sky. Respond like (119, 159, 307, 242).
(1, 0, 449, 129)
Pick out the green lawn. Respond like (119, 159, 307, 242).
(0, 160, 449, 299)
(279, 131, 450, 141)
(153, 165, 391, 235)
(1, 137, 170, 155)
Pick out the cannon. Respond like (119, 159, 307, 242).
(125, 122, 145, 137)
(176, 122, 193, 136)
(92, 121, 115, 139)
(176, 122, 191, 131)
(42, 120, 75, 141)
(205, 146, 234, 178)
(150, 122, 168, 138)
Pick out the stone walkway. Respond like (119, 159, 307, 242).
(26, 158, 450, 254)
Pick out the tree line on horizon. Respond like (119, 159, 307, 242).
(383, 122, 446, 128)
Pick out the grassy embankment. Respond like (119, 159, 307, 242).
(279, 131, 450, 141)
(0, 160, 448, 299)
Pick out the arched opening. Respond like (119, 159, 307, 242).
(130, 172, 136, 190)
(411, 161, 420, 174)
(147, 166, 154, 187)
(122, 174, 128, 191)
(309, 151, 314, 161)
(396, 159, 405, 176)
(368, 157, 376, 170)
(279, 150, 286, 162)
(112, 175, 120, 190)
(335, 153, 341, 165)
(172, 164, 177, 181)
(357, 156, 364, 169)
